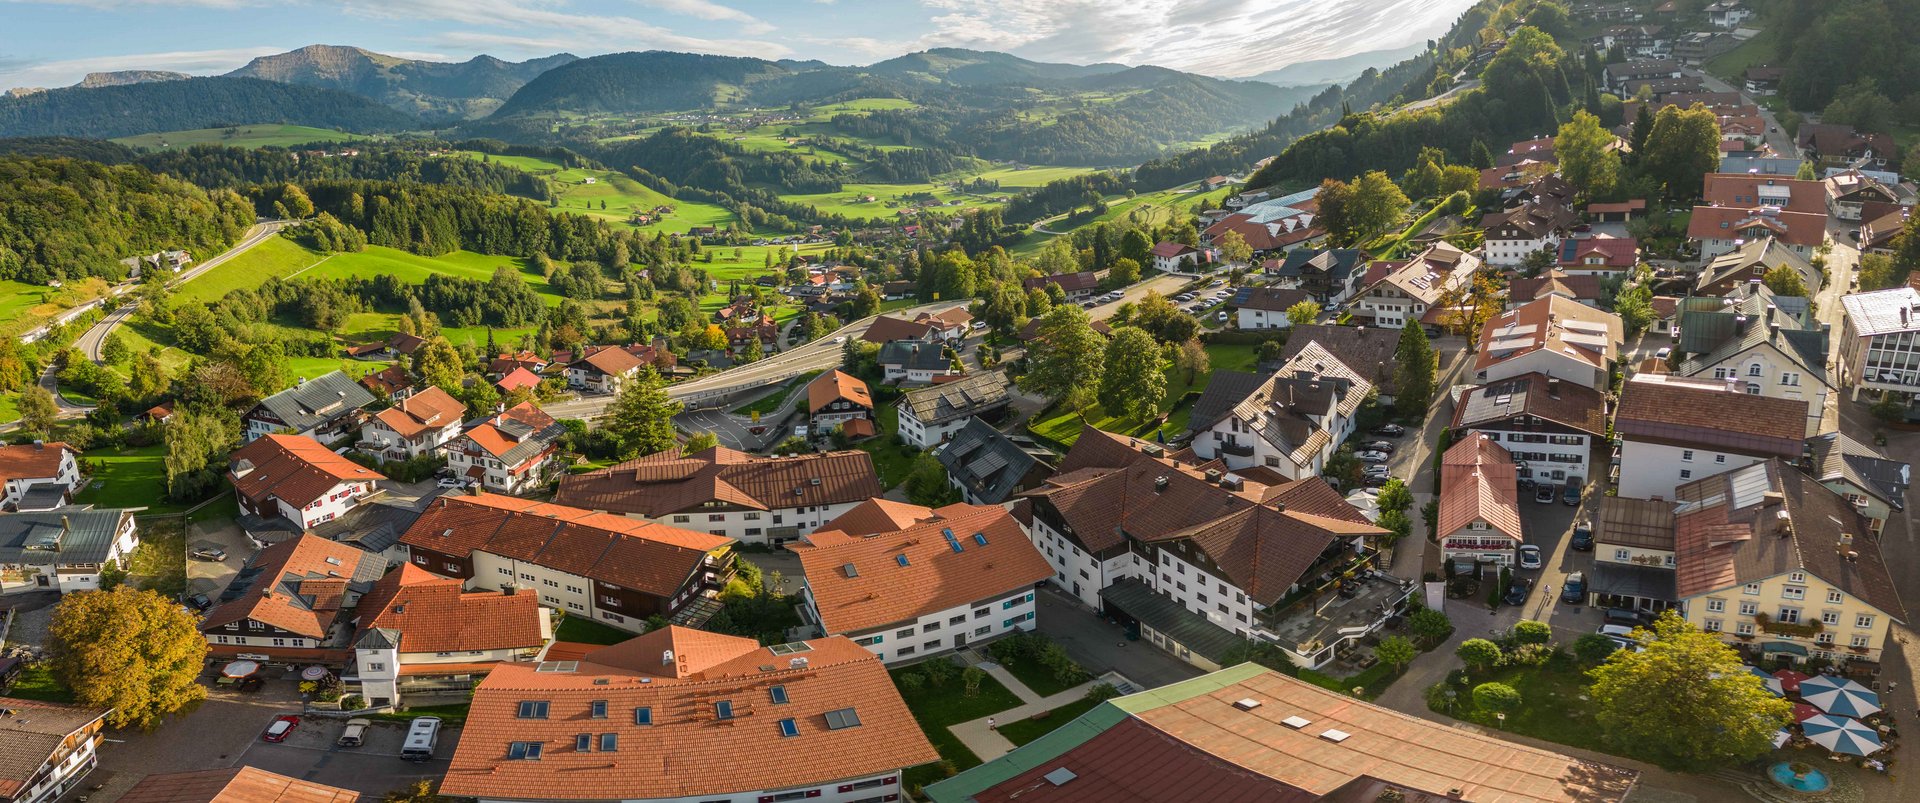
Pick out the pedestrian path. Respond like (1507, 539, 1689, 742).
(947, 661, 1134, 762)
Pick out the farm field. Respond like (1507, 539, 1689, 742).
(173, 235, 330, 304)
(456, 151, 741, 236)
(0, 277, 111, 340)
(112, 124, 369, 150)
(967, 165, 1104, 189)
(780, 182, 999, 220)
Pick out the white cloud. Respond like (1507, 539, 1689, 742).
(0, 46, 284, 89)
(342, 0, 787, 57)
(634, 0, 762, 26)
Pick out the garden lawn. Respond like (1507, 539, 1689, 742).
(5, 664, 76, 703)
(112, 125, 365, 150)
(367, 702, 470, 727)
(855, 402, 917, 488)
(969, 165, 1102, 189)
(125, 517, 188, 599)
(0, 277, 112, 340)
(781, 182, 997, 221)
(998, 653, 1083, 698)
(555, 615, 635, 646)
(999, 697, 1103, 747)
(1433, 659, 1608, 754)
(72, 443, 186, 513)
(892, 663, 1024, 789)
(1027, 343, 1256, 447)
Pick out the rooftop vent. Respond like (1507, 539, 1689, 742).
(1154, 475, 1170, 492)
(1281, 715, 1312, 729)
(789, 657, 809, 669)
(1043, 767, 1078, 787)
(1232, 698, 1262, 711)
(661, 650, 675, 666)
(1319, 728, 1353, 743)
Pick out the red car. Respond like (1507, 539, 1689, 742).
(262, 715, 300, 743)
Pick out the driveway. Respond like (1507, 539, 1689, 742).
(677, 408, 783, 451)
(186, 520, 252, 600)
(1034, 586, 1204, 690)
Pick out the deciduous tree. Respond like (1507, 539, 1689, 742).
(1456, 638, 1502, 672)
(1019, 304, 1106, 411)
(1216, 230, 1252, 266)
(412, 337, 464, 394)
(1393, 323, 1436, 418)
(1375, 635, 1417, 672)
(1285, 300, 1322, 326)
(1096, 326, 1166, 422)
(1173, 339, 1209, 384)
(1639, 104, 1721, 200)
(18, 386, 57, 439)
(1589, 613, 1792, 769)
(1555, 110, 1621, 198)
(904, 452, 960, 506)
(48, 586, 208, 730)
(1762, 263, 1810, 298)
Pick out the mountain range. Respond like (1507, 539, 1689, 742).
(1245, 41, 1430, 87)
(226, 45, 579, 120)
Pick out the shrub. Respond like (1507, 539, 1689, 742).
(1456, 638, 1503, 672)
(1574, 633, 1620, 665)
(1507, 643, 1555, 667)
(1510, 620, 1551, 646)
(961, 666, 985, 698)
(897, 672, 925, 694)
(1472, 682, 1522, 714)
(1408, 608, 1453, 644)
(1083, 682, 1120, 703)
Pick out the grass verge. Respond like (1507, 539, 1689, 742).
(5, 664, 76, 703)
(999, 696, 1102, 747)
(892, 662, 1024, 791)
(554, 615, 633, 646)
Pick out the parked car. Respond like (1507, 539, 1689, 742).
(1516, 477, 1537, 492)
(435, 476, 462, 488)
(1361, 473, 1394, 488)
(1534, 484, 1558, 504)
(1371, 424, 1406, 437)
(1517, 545, 1543, 570)
(1353, 450, 1390, 464)
(1504, 577, 1533, 607)
(1560, 572, 1586, 604)
(1361, 464, 1392, 477)
(263, 715, 300, 743)
(1605, 608, 1654, 628)
(189, 545, 227, 562)
(337, 718, 371, 748)
(1570, 522, 1594, 551)
(185, 593, 212, 612)
(1208, 279, 1225, 287)
(1562, 478, 1584, 506)
(1215, 311, 1229, 322)
(1653, 346, 1672, 360)
(1361, 440, 1396, 454)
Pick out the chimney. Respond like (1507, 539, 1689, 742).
(31, 440, 43, 450)
(61, 515, 70, 533)
(662, 650, 675, 666)
(502, 586, 516, 596)
(1154, 475, 1170, 493)
(1546, 376, 1561, 399)
(1205, 469, 1221, 484)
(1734, 314, 1749, 332)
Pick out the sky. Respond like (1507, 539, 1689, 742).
(1, 0, 1478, 90)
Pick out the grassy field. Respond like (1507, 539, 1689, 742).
(730, 371, 818, 416)
(780, 182, 999, 221)
(174, 235, 329, 304)
(969, 165, 1103, 189)
(302, 245, 556, 300)
(856, 402, 919, 489)
(4, 664, 75, 703)
(112, 124, 366, 150)
(892, 663, 1025, 789)
(1028, 343, 1257, 446)
(1430, 657, 1609, 755)
(556, 615, 636, 645)
(458, 151, 741, 236)
(0, 277, 112, 340)
(1705, 22, 1780, 82)
(71, 443, 179, 513)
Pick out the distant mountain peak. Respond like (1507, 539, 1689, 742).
(76, 70, 190, 89)
(225, 44, 578, 121)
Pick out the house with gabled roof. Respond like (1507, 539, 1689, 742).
(1233, 286, 1315, 330)
(1276, 324, 1403, 403)
(860, 314, 941, 345)
(793, 503, 1053, 664)
(1688, 207, 1827, 262)
(0, 442, 80, 512)
(1453, 373, 1607, 486)
(1022, 271, 1101, 302)
(1798, 123, 1899, 170)
(1482, 190, 1578, 266)
(877, 339, 957, 384)
(1150, 242, 1204, 273)
(806, 369, 873, 431)
(1437, 434, 1523, 569)
(115, 767, 358, 803)
(555, 446, 882, 546)
(1804, 432, 1910, 536)
(566, 345, 647, 395)
(1474, 295, 1623, 391)
(399, 494, 735, 633)
(357, 363, 414, 400)
(358, 386, 465, 461)
(1187, 342, 1372, 479)
(1510, 269, 1605, 307)
(936, 418, 1054, 505)
(199, 533, 386, 662)
(350, 562, 551, 707)
(1588, 496, 1679, 612)
(1555, 236, 1640, 275)
(1349, 241, 1481, 330)
(1673, 285, 1830, 436)
(445, 402, 566, 496)
(0, 697, 111, 803)
(229, 434, 385, 534)
(439, 629, 937, 803)
(0, 508, 139, 593)
(898, 370, 1010, 449)
(1613, 374, 1807, 500)
(1022, 427, 1397, 670)
(1264, 247, 1367, 305)
(1692, 236, 1823, 296)
(1673, 461, 1906, 665)
(1825, 169, 1907, 221)
(242, 371, 377, 444)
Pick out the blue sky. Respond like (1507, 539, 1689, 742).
(1, 0, 1477, 90)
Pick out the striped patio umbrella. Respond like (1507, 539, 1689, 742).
(1801, 675, 1882, 718)
(1744, 666, 1783, 696)
(1802, 714, 1883, 757)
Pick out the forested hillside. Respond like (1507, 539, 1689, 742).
(0, 77, 418, 138)
(227, 45, 577, 120)
(136, 145, 553, 200)
(1768, 0, 1920, 130)
(0, 157, 254, 283)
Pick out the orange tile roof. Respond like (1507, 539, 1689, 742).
(1439, 434, 1523, 543)
(496, 366, 542, 392)
(807, 369, 873, 414)
(200, 534, 382, 639)
(793, 504, 1054, 634)
(440, 631, 937, 801)
(556, 446, 882, 518)
(1701, 174, 1827, 215)
(0, 441, 73, 482)
(371, 386, 464, 439)
(228, 434, 384, 511)
(1474, 295, 1622, 375)
(823, 498, 934, 536)
(116, 767, 359, 803)
(355, 563, 548, 654)
(401, 494, 731, 597)
(577, 345, 644, 377)
(359, 364, 412, 396)
(1686, 207, 1828, 248)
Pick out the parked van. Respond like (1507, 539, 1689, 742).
(400, 717, 441, 762)
(336, 718, 370, 748)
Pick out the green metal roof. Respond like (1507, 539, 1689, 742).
(1098, 578, 1245, 664)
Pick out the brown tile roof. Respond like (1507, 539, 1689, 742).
(1439, 434, 1522, 542)
(115, 767, 359, 803)
(1236, 286, 1314, 312)
(0, 696, 108, 799)
(200, 534, 383, 639)
(1615, 374, 1803, 457)
(1512, 271, 1605, 303)
(0, 442, 73, 482)
(794, 504, 1053, 634)
(371, 386, 464, 439)
(229, 434, 384, 511)
(386, 333, 427, 354)
(354, 563, 548, 654)
(358, 364, 413, 396)
(1452, 372, 1608, 437)
(1701, 174, 1828, 214)
(400, 495, 731, 598)
(460, 402, 562, 466)
(1277, 324, 1400, 396)
(555, 446, 882, 518)
(1673, 461, 1904, 619)
(967, 714, 1321, 803)
(576, 345, 644, 377)
(1023, 272, 1100, 293)
(861, 314, 940, 344)
(823, 498, 935, 537)
(1687, 207, 1827, 248)
(1475, 295, 1622, 375)
(807, 370, 872, 415)
(1163, 506, 1384, 605)
(1557, 236, 1640, 269)
(439, 632, 937, 801)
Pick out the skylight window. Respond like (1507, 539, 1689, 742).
(590, 700, 607, 718)
(769, 685, 789, 704)
(507, 741, 543, 760)
(634, 707, 653, 725)
(778, 718, 799, 738)
(824, 707, 861, 730)
(599, 733, 618, 752)
(575, 733, 592, 751)
(516, 701, 549, 719)
(715, 701, 735, 720)
(973, 532, 989, 546)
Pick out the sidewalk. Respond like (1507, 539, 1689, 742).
(947, 666, 1119, 762)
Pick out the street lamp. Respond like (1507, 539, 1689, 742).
(1495, 712, 1507, 729)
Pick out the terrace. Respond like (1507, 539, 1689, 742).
(1251, 554, 1415, 670)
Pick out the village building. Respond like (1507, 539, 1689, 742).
(1022, 271, 1102, 302)
(1349, 241, 1482, 330)
(0, 442, 81, 512)
(1232, 286, 1315, 330)
(1692, 237, 1824, 296)
(936, 418, 1055, 505)
(0, 697, 111, 803)
(198, 534, 386, 662)
(1555, 236, 1640, 276)
(358, 386, 465, 462)
(349, 562, 551, 707)
(1474, 295, 1623, 391)
(556, 446, 882, 545)
(1588, 496, 1679, 612)
(793, 502, 1052, 664)
(897, 370, 1010, 449)
(439, 629, 938, 803)
(566, 346, 646, 395)
(877, 339, 957, 383)
(1437, 434, 1524, 569)
(1613, 374, 1807, 500)
(1672, 285, 1830, 436)
(399, 494, 734, 632)
(242, 371, 377, 444)
(1263, 248, 1367, 305)
(1804, 431, 1910, 536)
(115, 767, 360, 803)
(1187, 342, 1371, 478)
(444, 402, 567, 496)
(1453, 373, 1608, 487)
(1838, 286, 1920, 407)
(229, 434, 385, 534)
(0, 508, 139, 593)
(805, 370, 873, 431)
(1150, 242, 1204, 273)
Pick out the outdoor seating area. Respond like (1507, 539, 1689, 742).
(1253, 570, 1414, 670)
(1763, 665, 1902, 776)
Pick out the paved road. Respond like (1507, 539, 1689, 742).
(1687, 67, 1795, 156)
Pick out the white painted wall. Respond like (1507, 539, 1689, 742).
(827, 589, 1038, 665)
(1617, 440, 1766, 500)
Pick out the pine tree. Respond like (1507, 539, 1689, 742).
(1393, 323, 1436, 419)
(603, 367, 682, 459)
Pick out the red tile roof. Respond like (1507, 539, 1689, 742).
(371, 386, 464, 439)
(807, 370, 873, 415)
(861, 314, 940, 344)
(1701, 174, 1827, 214)
(200, 534, 381, 639)
(1686, 206, 1827, 248)
(359, 364, 413, 396)
(0, 441, 73, 482)
(556, 446, 882, 518)
(440, 631, 937, 801)
(1474, 295, 1622, 375)
(496, 367, 543, 393)
(794, 504, 1053, 634)
(1615, 374, 1805, 457)
(824, 498, 935, 537)
(229, 434, 384, 511)
(1439, 434, 1523, 543)
(116, 767, 360, 803)
(355, 563, 547, 654)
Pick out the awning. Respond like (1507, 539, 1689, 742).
(1100, 578, 1243, 664)
(1587, 562, 1676, 602)
(1760, 640, 1809, 657)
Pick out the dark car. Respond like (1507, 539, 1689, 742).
(1361, 473, 1394, 488)
(185, 593, 213, 612)
(1371, 424, 1406, 437)
(1504, 577, 1533, 606)
(1570, 523, 1594, 551)
(1516, 477, 1537, 492)
(1561, 572, 1586, 605)
(1361, 441, 1396, 454)
(1605, 608, 1654, 628)
(1562, 478, 1584, 506)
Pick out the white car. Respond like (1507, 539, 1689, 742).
(833, 336, 847, 344)
(1653, 346, 1671, 360)
(1353, 450, 1390, 464)
(435, 476, 461, 488)
(1517, 545, 1543, 570)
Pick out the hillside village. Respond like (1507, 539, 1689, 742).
(6, 0, 1920, 802)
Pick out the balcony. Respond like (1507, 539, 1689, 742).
(1218, 440, 1256, 458)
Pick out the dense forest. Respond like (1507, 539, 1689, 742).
(0, 77, 419, 138)
(1770, 0, 1920, 129)
(251, 179, 631, 264)
(135, 145, 553, 200)
(0, 157, 254, 283)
